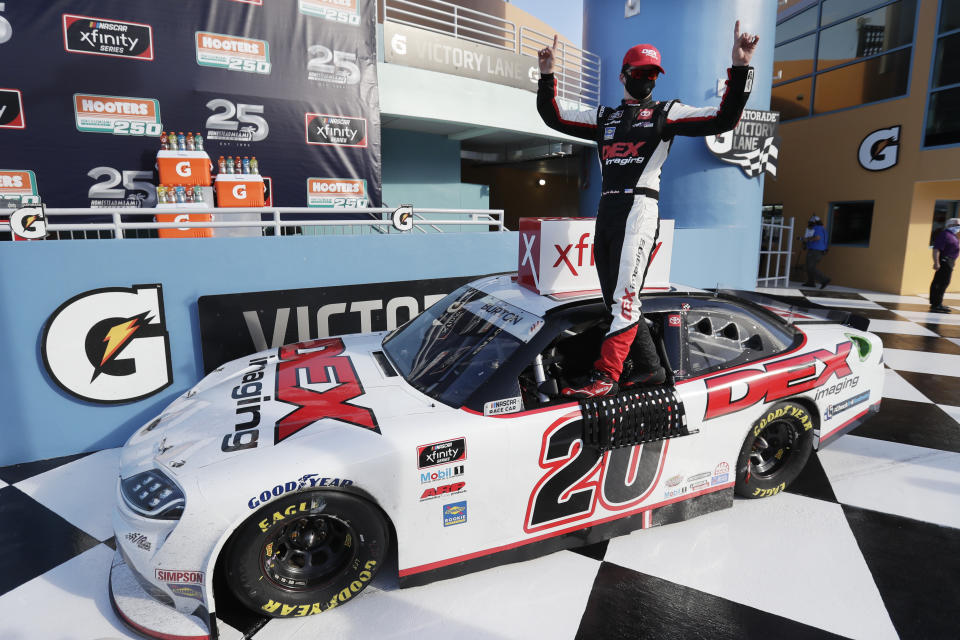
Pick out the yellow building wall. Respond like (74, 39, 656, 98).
(764, 0, 960, 295)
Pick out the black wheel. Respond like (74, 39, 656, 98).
(224, 490, 388, 618)
(735, 401, 814, 499)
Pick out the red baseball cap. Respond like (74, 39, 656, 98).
(622, 44, 665, 74)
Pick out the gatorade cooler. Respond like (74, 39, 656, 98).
(155, 205, 213, 238)
(157, 150, 212, 186)
(215, 174, 265, 207)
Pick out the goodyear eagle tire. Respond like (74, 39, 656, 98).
(224, 490, 388, 618)
(734, 401, 814, 499)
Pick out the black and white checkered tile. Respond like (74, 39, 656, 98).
(2, 286, 959, 640)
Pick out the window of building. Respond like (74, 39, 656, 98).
(762, 204, 784, 220)
(924, 2, 960, 147)
(829, 201, 874, 246)
(930, 200, 959, 245)
(774, 0, 918, 121)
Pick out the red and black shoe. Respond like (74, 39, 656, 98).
(561, 370, 619, 399)
(621, 366, 666, 389)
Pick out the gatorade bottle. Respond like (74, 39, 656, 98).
(168, 131, 178, 150)
(250, 156, 259, 174)
(234, 156, 242, 173)
(218, 156, 226, 173)
(157, 186, 166, 203)
(193, 186, 204, 204)
(226, 156, 234, 174)
(185, 186, 194, 203)
(175, 186, 187, 203)
(194, 134, 204, 151)
(160, 133, 168, 151)
(242, 156, 251, 174)
(186, 132, 195, 151)
(177, 132, 186, 151)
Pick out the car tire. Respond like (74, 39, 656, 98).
(224, 490, 389, 618)
(734, 400, 814, 499)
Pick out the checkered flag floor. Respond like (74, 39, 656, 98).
(2, 286, 959, 640)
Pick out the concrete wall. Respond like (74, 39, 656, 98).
(0, 232, 516, 465)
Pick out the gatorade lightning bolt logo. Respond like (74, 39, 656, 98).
(43, 285, 173, 403)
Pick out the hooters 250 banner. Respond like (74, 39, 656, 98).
(0, 0, 381, 209)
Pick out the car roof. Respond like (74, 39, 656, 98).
(471, 274, 707, 318)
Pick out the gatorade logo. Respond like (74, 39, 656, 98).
(175, 162, 192, 177)
(232, 184, 247, 199)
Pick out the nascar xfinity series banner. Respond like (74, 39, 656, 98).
(197, 275, 498, 372)
(0, 0, 381, 208)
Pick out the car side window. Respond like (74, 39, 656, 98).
(685, 304, 792, 376)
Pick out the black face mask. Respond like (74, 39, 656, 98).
(624, 76, 655, 100)
(808, 222, 816, 228)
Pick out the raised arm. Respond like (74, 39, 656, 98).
(537, 34, 598, 141)
(662, 21, 759, 139)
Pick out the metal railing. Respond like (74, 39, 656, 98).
(383, 0, 601, 107)
(757, 216, 794, 288)
(0, 206, 505, 240)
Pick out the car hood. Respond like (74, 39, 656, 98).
(119, 332, 431, 477)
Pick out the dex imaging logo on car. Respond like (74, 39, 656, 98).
(307, 178, 367, 208)
(42, 284, 173, 404)
(299, 0, 361, 26)
(73, 94, 162, 136)
(0, 88, 25, 129)
(62, 14, 154, 60)
(418, 438, 466, 469)
(305, 113, 367, 147)
(195, 32, 271, 74)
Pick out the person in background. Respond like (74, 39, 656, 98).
(930, 217, 960, 314)
(536, 22, 759, 398)
(802, 214, 830, 289)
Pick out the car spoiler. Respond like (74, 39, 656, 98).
(713, 289, 871, 332)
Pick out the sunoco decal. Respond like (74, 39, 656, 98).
(443, 501, 467, 526)
(195, 31, 271, 75)
(62, 14, 154, 61)
(299, 0, 361, 26)
(418, 438, 466, 469)
(307, 178, 367, 208)
(0, 88, 25, 129)
(305, 113, 367, 147)
(42, 284, 173, 404)
(73, 94, 162, 136)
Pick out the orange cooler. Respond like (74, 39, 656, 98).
(156, 210, 213, 238)
(157, 150, 212, 186)
(215, 174, 265, 207)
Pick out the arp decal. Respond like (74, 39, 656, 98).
(274, 338, 380, 444)
(524, 414, 666, 533)
(703, 341, 853, 421)
(42, 284, 173, 404)
(420, 481, 465, 501)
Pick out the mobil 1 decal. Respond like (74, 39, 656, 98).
(525, 413, 667, 533)
(196, 275, 492, 373)
(42, 284, 172, 404)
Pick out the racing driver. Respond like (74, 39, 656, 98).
(537, 22, 760, 398)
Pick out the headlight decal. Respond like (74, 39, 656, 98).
(120, 469, 186, 519)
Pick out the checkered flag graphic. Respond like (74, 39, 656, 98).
(727, 136, 780, 178)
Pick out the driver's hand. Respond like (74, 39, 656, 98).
(539, 34, 558, 75)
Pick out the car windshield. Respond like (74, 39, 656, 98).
(382, 285, 544, 407)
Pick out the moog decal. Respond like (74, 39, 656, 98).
(703, 341, 853, 421)
(524, 414, 666, 533)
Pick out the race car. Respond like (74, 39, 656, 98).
(110, 275, 884, 639)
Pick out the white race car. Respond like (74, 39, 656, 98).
(110, 275, 883, 639)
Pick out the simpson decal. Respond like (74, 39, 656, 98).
(195, 32, 271, 74)
(305, 113, 367, 147)
(0, 88, 25, 129)
(42, 284, 173, 404)
(73, 94, 162, 136)
(62, 14, 154, 61)
(307, 178, 368, 208)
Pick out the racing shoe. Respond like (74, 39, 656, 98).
(562, 370, 618, 399)
(621, 366, 666, 389)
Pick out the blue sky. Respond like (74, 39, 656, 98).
(508, 0, 584, 47)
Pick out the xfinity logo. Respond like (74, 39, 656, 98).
(554, 233, 594, 276)
(305, 113, 367, 147)
(42, 284, 173, 404)
(62, 14, 154, 60)
(858, 125, 900, 172)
